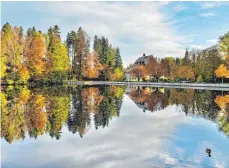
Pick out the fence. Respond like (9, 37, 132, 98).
(68, 81, 229, 91)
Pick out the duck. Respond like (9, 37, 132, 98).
(205, 147, 212, 157)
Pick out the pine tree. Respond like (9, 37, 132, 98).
(183, 49, 190, 65)
(47, 26, 70, 82)
(100, 36, 108, 65)
(115, 47, 123, 69)
(66, 27, 89, 80)
(66, 30, 77, 70)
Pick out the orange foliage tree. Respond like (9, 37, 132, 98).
(172, 65, 195, 81)
(215, 64, 229, 83)
(24, 31, 45, 80)
(83, 51, 103, 79)
(81, 87, 104, 114)
(18, 63, 30, 83)
(25, 94, 47, 136)
(131, 65, 148, 81)
(146, 56, 161, 81)
(215, 95, 229, 109)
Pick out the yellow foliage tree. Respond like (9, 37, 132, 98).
(18, 64, 30, 83)
(215, 95, 229, 109)
(108, 68, 124, 81)
(215, 64, 229, 83)
(172, 65, 195, 81)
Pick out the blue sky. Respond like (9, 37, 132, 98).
(1, 1, 229, 66)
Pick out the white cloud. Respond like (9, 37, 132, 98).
(206, 39, 218, 45)
(36, 2, 190, 66)
(201, 2, 221, 9)
(174, 3, 186, 12)
(200, 12, 216, 18)
(188, 44, 207, 50)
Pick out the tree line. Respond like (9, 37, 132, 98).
(130, 31, 229, 83)
(1, 23, 124, 85)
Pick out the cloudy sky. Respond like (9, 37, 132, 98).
(1, 1, 229, 66)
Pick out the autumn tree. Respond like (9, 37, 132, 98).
(24, 30, 45, 80)
(177, 66, 195, 81)
(1, 31, 7, 80)
(18, 63, 30, 83)
(146, 56, 161, 81)
(46, 26, 70, 83)
(131, 65, 148, 81)
(83, 51, 103, 79)
(160, 58, 169, 77)
(215, 64, 229, 83)
(1, 23, 24, 83)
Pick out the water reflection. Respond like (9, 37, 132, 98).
(1, 85, 229, 144)
(128, 86, 229, 138)
(1, 85, 125, 143)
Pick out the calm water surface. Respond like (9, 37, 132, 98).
(1, 85, 229, 168)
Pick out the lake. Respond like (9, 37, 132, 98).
(1, 85, 229, 168)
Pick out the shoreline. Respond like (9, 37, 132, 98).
(69, 81, 229, 91)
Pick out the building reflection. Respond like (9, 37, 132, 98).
(128, 86, 229, 137)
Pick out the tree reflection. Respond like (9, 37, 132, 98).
(25, 94, 47, 139)
(96, 86, 124, 128)
(67, 87, 91, 137)
(2, 85, 228, 143)
(1, 85, 125, 143)
(129, 86, 229, 138)
(1, 87, 29, 143)
(215, 95, 229, 137)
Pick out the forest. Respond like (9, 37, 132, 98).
(1, 23, 124, 85)
(129, 31, 229, 83)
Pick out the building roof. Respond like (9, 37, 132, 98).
(134, 55, 150, 65)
